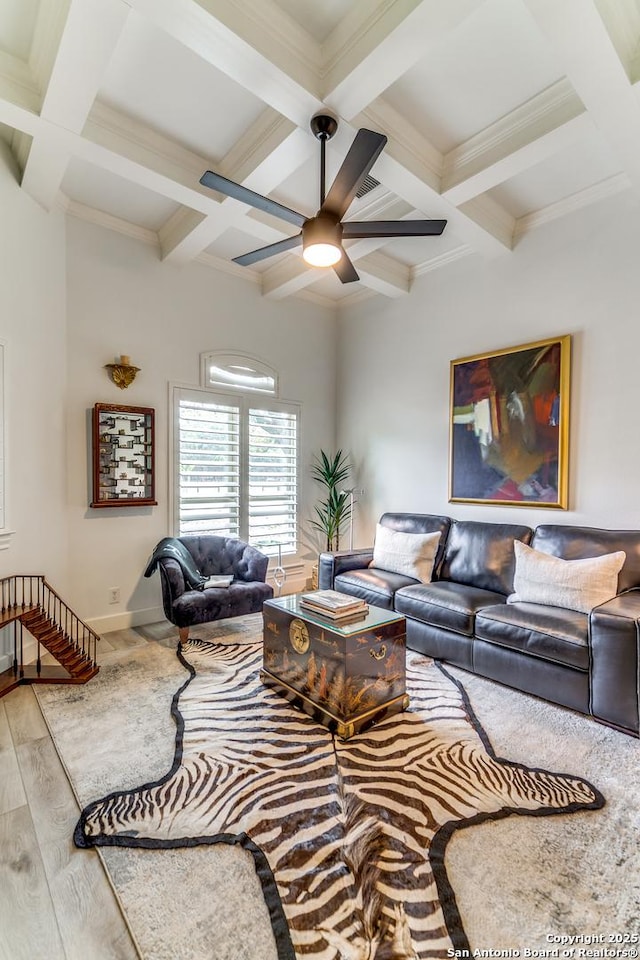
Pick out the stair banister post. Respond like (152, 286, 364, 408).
(12, 620, 17, 675)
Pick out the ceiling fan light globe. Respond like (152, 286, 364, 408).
(303, 242, 342, 267)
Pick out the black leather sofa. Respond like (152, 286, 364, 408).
(318, 513, 640, 737)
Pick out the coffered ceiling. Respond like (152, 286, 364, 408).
(1, 0, 638, 307)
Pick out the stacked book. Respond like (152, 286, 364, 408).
(300, 589, 368, 622)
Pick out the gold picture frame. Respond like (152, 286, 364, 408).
(449, 335, 571, 508)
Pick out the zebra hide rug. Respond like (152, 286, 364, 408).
(74, 638, 604, 960)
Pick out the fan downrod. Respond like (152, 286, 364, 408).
(310, 113, 338, 141)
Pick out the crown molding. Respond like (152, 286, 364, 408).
(336, 286, 377, 311)
(357, 98, 443, 191)
(11, 130, 31, 175)
(593, 0, 640, 82)
(220, 109, 296, 182)
(0, 53, 41, 114)
(65, 197, 160, 247)
(64, 183, 464, 307)
(29, 0, 71, 94)
(196, 244, 336, 309)
(87, 101, 208, 183)
(458, 193, 515, 250)
(349, 189, 409, 222)
(443, 80, 585, 193)
(321, 0, 400, 79)
(412, 245, 472, 278)
(356, 250, 410, 297)
(195, 0, 321, 89)
(514, 172, 631, 239)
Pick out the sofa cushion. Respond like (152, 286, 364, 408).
(532, 524, 640, 592)
(509, 540, 625, 614)
(439, 520, 533, 595)
(475, 602, 589, 671)
(378, 513, 451, 578)
(395, 581, 507, 637)
(370, 524, 441, 582)
(334, 568, 417, 610)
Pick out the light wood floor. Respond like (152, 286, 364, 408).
(0, 628, 147, 960)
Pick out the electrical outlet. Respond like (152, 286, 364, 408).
(108, 587, 120, 604)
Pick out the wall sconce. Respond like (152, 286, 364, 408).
(105, 354, 140, 390)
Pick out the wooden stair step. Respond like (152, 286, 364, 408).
(42, 635, 68, 650)
(0, 579, 101, 700)
(59, 655, 86, 672)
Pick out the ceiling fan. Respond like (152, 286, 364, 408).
(199, 113, 447, 284)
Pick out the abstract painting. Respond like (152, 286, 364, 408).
(449, 335, 570, 507)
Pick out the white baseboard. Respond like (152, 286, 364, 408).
(86, 605, 165, 635)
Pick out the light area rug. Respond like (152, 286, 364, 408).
(34, 615, 640, 960)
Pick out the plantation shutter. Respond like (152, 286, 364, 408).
(248, 408, 297, 554)
(177, 398, 240, 536)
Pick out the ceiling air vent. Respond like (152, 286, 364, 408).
(356, 174, 380, 199)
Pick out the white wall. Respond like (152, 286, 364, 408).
(0, 146, 68, 579)
(65, 219, 337, 629)
(337, 189, 640, 545)
(0, 144, 68, 666)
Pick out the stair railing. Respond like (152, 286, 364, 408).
(0, 574, 100, 670)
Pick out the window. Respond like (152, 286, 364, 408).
(173, 387, 299, 557)
(200, 352, 277, 395)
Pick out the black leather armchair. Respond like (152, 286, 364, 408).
(151, 535, 273, 643)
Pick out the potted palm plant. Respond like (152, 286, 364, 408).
(310, 449, 352, 552)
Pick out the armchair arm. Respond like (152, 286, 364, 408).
(589, 589, 640, 735)
(318, 548, 373, 590)
(158, 558, 187, 624)
(235, 543, 269, 583)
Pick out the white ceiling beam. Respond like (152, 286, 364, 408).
(84, 102, 231, 210)
(322, 0, 485, 121)
(83, 104, 296, 250)
(357, 98, 514, 254)
(591, 0, 640, 82)
(0, 52, 41, 115)
(22, 0, 133, 211)
(161, 111, 314, 263)
(442, 80, 591, 205)
(360, 122, 511, 256)
(0, 93, 39, 136)
(525, 0, 640, 194)
(354, 251, 411, 297)
(133, 0, 511, 281)
(194, 0, 321, 96)
(28, 0, 72, 93)
(134, 0, 323, 128)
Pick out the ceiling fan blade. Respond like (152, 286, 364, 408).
(322, 129, 387, 220)
(200, 170, 306, 228)
(342, 219, 447, 238)
(333, 249, 359, 284)
(233, 234, 302, 267)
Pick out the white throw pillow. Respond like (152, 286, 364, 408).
(370, 524, 441, 583)
(508, 540, 625, 614)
